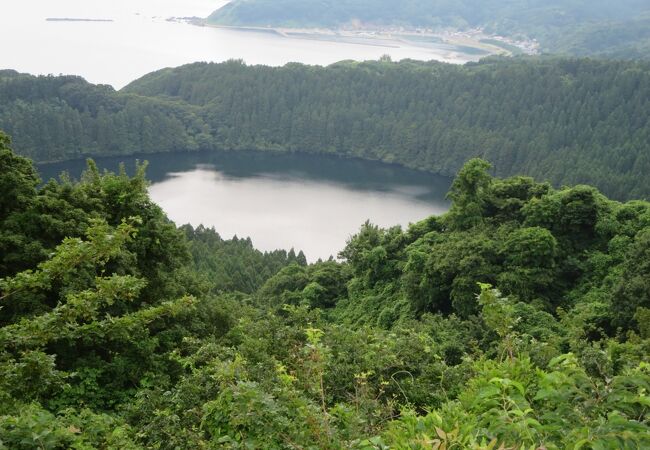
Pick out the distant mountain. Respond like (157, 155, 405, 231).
(208, 0, 650, 59)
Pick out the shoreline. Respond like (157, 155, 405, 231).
(34, 147, 454, 184)
(179, 18, 537, 58)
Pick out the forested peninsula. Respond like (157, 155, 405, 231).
(2, 57, 650, 200)
(1, 130, 649, 448)
(208, 0, 650, 59)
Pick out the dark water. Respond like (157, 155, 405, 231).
(38, 150, 452, 260)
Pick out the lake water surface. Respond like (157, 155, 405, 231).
(1, 0, 478, 88)
(38, 151, 451, 261)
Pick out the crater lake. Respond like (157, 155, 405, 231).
(37, 150, 451, 260)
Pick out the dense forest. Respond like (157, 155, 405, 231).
(208, 0, 650, 59)
(2, 57, 650, 200)
(1, 130, 649, 448)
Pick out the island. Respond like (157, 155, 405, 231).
(46, 18, 114, 23)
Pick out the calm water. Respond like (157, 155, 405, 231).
(38, 151, 451, 260)
(1, 0, 478, 89)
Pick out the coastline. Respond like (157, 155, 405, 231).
(179, 18, 538, 58)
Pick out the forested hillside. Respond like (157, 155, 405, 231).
(1, 131, 649, 448)
(2, 58, 650, 200)
(0, 69, 208, 162)
(208, 0, 650, 59)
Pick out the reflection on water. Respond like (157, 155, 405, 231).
(38, 150, 452, 261)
